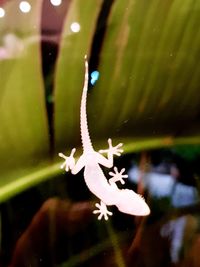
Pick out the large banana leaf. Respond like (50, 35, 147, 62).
(0, 0, 50, 200)
(0, 0, 200, 202)
(89, 0, 200, 139)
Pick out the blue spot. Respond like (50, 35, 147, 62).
(90, 71, 99, 85)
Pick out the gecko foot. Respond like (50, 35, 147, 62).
(58, 148, 76, 172)
(93, 201, 113, 220)
(109, 167, 128, 185)
(99, 138, 123, 157)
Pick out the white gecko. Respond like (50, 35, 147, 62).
(59, 56, 150, 220)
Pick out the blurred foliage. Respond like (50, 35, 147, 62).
(174, 145, 200, 161)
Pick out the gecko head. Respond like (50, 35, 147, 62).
(117, 189, 150, 216)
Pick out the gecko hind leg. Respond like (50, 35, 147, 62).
(109, 167, 128, 185)
(93, 201, 113, 220)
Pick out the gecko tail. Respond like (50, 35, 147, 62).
(80, 54, 94, 152)
(116, 189, 150, 216)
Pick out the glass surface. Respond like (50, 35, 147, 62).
(0, 0, 200, 266)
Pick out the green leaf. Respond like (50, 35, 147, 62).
(0, 1, 49, 189)
(89, 0, 200, 141)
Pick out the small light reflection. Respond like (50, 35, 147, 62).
(90, 71, 99, 85)
(19, 1, 31, 13)
(70, 22, 81, 33)
(0, 7, 5, 18)
(50, 0, 62, 6)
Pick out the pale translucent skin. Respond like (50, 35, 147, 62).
(59, 56, 150, 220)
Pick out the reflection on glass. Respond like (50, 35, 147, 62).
(91, 71, 100, 85)
(19, 1, 31, 13)
(0, 7, 5, 18)
(70, 22, 81, 33)
(50, 0, 62, 6)
(0, 34, 25, 59)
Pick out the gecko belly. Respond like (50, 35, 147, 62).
(84, 164, 116, 206)
(84, 165, 150, 215)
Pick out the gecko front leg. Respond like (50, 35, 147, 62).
(59, 149, 86, 175)
(99, 138, 123, 157)
(98, 139, 123, 168)
(58, 148, 76, 172)
(93, 201, 113, 220)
